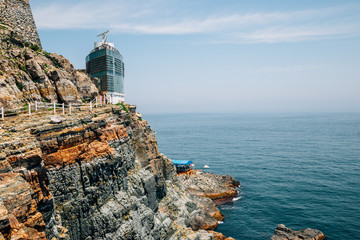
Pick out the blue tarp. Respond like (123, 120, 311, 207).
(172, 160, 193, 166)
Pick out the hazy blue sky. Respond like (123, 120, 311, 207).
(30, 0, 360, 113)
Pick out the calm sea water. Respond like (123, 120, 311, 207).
(144, 113, 360, 240)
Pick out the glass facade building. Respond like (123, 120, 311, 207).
(86, 42, 125, 102)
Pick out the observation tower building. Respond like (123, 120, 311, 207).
(86, 31, 125, 103)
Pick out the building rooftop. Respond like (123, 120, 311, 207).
(172, 160, 193, 166)
(89, 42, 121, 55)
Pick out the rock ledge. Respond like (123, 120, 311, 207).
(179, 170, 240, 203)
(271, 224, 326, 240)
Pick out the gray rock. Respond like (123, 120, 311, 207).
(50, 115, 63, 124)
(271, 224, 326, 240)
(129, 105, 136, 113)
(26, 59, 46, 80)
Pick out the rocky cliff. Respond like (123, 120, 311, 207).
(0, 105, 233, 240)
(0, 106, 236, 240)
(0, 23, 98, 109)
(0, 3, 239, 238)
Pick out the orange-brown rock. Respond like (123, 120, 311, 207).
(0, 8, 239, 238)
(199, 189, 239, 201)
(271, 224, 326, 240)
(0, 173, 46, 240)
(208, 230, 228, 240)
(179, 170, 240, 201)
(210, 209, 224, 221)
(0, 106, 238, 239)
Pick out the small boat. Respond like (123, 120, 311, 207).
(204, 165, 210, 169)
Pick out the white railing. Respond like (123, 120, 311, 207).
(0, 95, 113, 121)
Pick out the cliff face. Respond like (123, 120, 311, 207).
(0, 106, 225, 240)
(0, 0, 41, 47)
(0, 3, 234, 239)
(0, 24, 98, 109)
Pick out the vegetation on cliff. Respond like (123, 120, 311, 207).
(0, 105, 235, 239)
(0, 8, 238, 239)
(0, 25, 98, 109)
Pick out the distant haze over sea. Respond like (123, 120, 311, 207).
(31, 0, 360, 114)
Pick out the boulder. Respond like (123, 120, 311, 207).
(48, 53, 74, 73)
(72, 71, 99, 99)
(179, 171, 240, 201)
(49, 115, 63, 124)
(26, 59, 45, 80)
(0, 28, 98, 108)
(49, 69, 81, 103)
(271, 224, 326, 240)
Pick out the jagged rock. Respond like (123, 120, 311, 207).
(0, 26, 98, 108)
(179, 171, 240, 201)
(49, 69, 81, 103)
(73, 71, 99, 100)
(0, 106, 234, 239)
(136, 112, 142, 118)
(0, 3, 236, 238)
(26, 59, 46, 80)
(0, 173, 46, 239)
(271, 224, 326, 240)
(48, 53, 75, 73)
(208, 231, 237, 240)
(129, 105, 136, 113)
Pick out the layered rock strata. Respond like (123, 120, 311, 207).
(0, 105, 234, 239)
(271, 224, 326, 240)
(179, 171, 240, 204)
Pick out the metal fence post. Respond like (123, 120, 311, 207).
(69, 103, 72, 114)
(90, 101, 92, 112)
(62, 103, 65, 114)
(1, 107, 4, 120)
(96, 97, 98, 108)
(35, 101, 38, 112)
(28, 103, 31, 116)
(53, 102, 56, 115)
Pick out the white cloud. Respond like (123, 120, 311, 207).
(32, 1, 360, 43)
(257, 65, 323, 73)
(223, 24, 360, 44)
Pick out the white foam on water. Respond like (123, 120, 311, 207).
(218, 221, 224, 224)
(233, 196, 242, 202)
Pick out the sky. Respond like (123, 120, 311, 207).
(30, 0, 360, 113)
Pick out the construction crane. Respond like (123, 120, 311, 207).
(97, 30, 110, 45)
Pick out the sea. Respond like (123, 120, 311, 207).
(144, 113, 360, 240)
